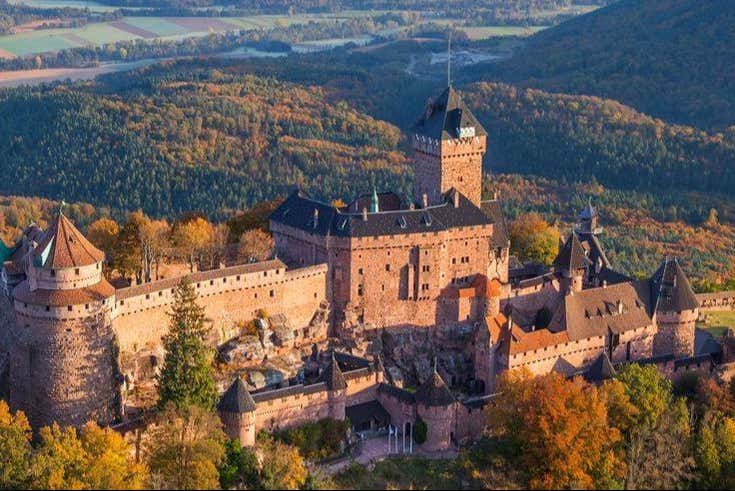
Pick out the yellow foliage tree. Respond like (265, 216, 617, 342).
(0, 400, 32, 489)
(144, 404, 226, 490)
(508, 212, 560, 265)
(487, 370, 623, 489)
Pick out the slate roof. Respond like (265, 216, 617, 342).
(321, 352, 347, 391)
(550, 280, 654, 341)
(414, 371, 455, 407)
(412, 86, 487, 140)
(270, 189, 495, 238)
(218, 377, 256, 413)
(481, 199, 509, 247)
(33, 213, 104, 269)
(346, 400, 390, 428)
(651, 257, 700, 313)
(553, 231, 592, 272)
(581, 352, 616, 383)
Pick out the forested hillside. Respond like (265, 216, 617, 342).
(469, 0, 735, 130)
(0, 61, 409, 218)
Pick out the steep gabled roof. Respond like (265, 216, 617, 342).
(553, 231, 592, 273)
(218, 377, 256, 414)
(412, 86, 487, 141)
(582, 352, 616, 383)
(650, 256, 699, 313)
(321, 352, 347, 391)
(32, 213, 104, 269)
(414, 371, 455, 407)
(270, 189, 493, 238)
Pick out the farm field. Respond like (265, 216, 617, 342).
(0, 13, 371, 57)
(460, 25, 549, 39)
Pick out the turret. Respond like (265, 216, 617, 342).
(414, 369, 456, 451)
(9, 210, 120, 428)
(321, 351, 347, 421)
(577, 198, 602, 235)
(650, 256, 699, 358)
(218, 377, 257, 447)
(553, 232, 591, 293)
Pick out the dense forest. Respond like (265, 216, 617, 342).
(469, 0, 735, 130)
(0, 62, 409, 218)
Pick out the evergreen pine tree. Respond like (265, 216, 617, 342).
(157, 277, 218, 410)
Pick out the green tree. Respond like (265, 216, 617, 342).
(0, 401, 31, 489)
(145, 404, 226, 490)
(258, 437, 308, 490)
(157, 277, 217, 410)
(608, 365, 694, 489)
(219, 439, 261, 490)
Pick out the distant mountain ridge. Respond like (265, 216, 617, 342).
(473, 0, 735, 130)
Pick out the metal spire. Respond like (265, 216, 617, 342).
(447, 33, 452, 87)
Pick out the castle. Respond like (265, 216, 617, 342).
(0, 85, 723, 451)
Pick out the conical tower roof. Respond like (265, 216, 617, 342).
(412, 86, 487, 141)
(553, 231, 591, 273)
(33, 212, 104, 269)
(218, 377, 256, 413)
(651, 256, 699, 312)
(321, 352, 347, 391)
(415, 371, 455, 407)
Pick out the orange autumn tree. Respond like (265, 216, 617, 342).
(487, 370, 623, 489)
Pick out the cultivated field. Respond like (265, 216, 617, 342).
(0, 12, 378, 57)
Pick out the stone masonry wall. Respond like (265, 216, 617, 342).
(113, 262, 327, 354)
(9, 306, 119, 429)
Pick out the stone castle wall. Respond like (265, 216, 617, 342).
(697, 291, 735, 311)
(113, 261, 328, 353)
(412, 135, 486, 206)
(273, 219, 498, 330)
(9, 305, 119, 429)
(654, 309, 698, 358)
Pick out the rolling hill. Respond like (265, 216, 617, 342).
(469, 0, 735, 130)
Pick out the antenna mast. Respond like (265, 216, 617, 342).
(447, 33, 452, 87)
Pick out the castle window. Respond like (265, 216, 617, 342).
(236, 276, 241, 281)
(385, 264, 390, 272)
(264, 271, 267, 277)
(85, 304, 89, 309)
(45, 306, 50, 312)
(358, 285, 363, 296)
(210, 280, 214, 286)
(146, 294, 150, 300)
(223, 278, 227, 283)
(75, 268, 80, 275)
(270, 290, 274, 298)
(358, 268, 363, 275)
(67, 306, 72, 312)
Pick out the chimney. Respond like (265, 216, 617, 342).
(602, 280, 607, 288)
(409, 202, 415, 210)
(617, 300, 623, 314)
(422, 193, 428, 208)
(362, 207, 368, 222)
(453, 191, 459, 208)
(313, 208, 319, 228)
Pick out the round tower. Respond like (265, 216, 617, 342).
(8, 211, 120, 429)
(322, 351, 347, 421)
(414, 370, 456, 452)
(218, 377, 257, 447)
(651, 257, 699, 358)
